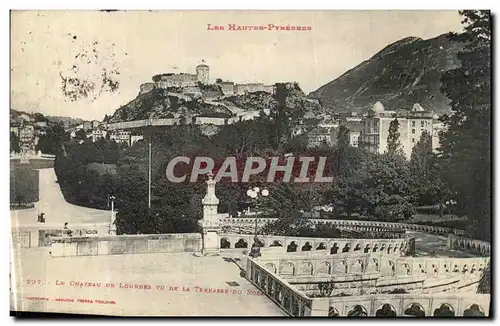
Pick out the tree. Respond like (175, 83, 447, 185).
(439, 10, 491, 240)
(75, 129, 87, 141)
(410, 131, 449, 207)
(336, 125, 350, 149)
(332, 153, 415, 220)
(36, 123, 69, 155)
(386, 118, 401, 156)
(10, 132, 20, 153)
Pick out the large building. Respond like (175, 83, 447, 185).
(306, 126, 335, 148)
(19, 125, 35, 144)
(359, 102, 435, 158)
(153, 61, 210, 89)
(196, 61, 210, 84)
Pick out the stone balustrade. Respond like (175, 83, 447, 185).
(247, 256, 489, 317)
(219, 233, 415, 256)
(254, 252, 489, 281)
(325, 293, 490, 317)
(246, 257, 314, 316)
(221, 217, 465, 237)
(448, 235, 491, 256)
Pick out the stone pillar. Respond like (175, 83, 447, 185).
(447, 234, 454, 249)
(309, 298, 330, 316)
(199, 172, 221, 254)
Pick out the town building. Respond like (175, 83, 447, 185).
(19, 125, 35, 148)
(358, 102, 435, 158)
(10, 126, 19, 137)
(91, 129, 107, 142)
(109, 130, 131, 146)
(306, 126, 335, 148)
(35, 121, 48, 128)
(130, 135, 144, 146)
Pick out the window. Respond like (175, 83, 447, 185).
(412, 129, 415, 134)
(421, 121, 425, 127)
(411, 121, 416, 127)
(412, 138, 415, 143)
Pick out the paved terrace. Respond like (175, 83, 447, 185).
(10, 248, 285, 316)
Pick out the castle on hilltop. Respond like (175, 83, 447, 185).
(140, 60, 283, 97)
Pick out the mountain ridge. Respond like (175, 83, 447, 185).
(308, 33, 464, 115)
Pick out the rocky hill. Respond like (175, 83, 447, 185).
(222, 86, 324, 117)
(108, 88, 232, 123)
(108, 83, 325, 123)
(308, 33, 464, 115)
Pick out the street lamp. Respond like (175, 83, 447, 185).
(247, 186, 269, 258)
(109, 195, 116, 234)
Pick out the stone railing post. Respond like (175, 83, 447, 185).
(308, 298, 329, 316)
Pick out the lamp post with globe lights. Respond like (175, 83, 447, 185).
(246, 186, 269, 258)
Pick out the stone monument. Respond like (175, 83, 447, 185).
(199, 172, 221, 254)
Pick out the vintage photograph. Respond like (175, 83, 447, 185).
(9, 10, 491, 317)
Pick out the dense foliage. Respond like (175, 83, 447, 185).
(438, 10, 491, 240)
(51, 12, 491, 240)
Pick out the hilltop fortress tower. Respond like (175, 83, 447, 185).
(196, 60, 210, 85)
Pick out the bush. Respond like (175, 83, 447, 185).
(10, 167, 39, 205)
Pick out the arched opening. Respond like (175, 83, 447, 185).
(287, 242, 298, 252)
(330, 243, 339, 254)
(372, 245, 378, 252)
(220, 238, 231, 249)
(319, 262, 331, 275)
(463, 304, 485, 317)
(336, 261, 348, 274)
(234, 239, 248, 248)
(353, 244, 361, 251)
(328, 307, 339, 317)
(351, 260, 364, 273)
(387, 245, 393, 254)
(316, 242, 326, 250)
(364, 244, 371, 253)
(264, 263, 276, 273)
(301, 242, 312, 251)
(376, 304, 397, 317)
(281, 262, 295, 275)
(433, 304, 455, 317)
(255, 239, 265, 247)
(404, 303, 426, 317)
(347, 305, 368, 317)
(300, 262, 313, 275)
(270, 240, 283, 247)
(342, 244, 350, 253)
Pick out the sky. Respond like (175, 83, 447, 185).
(11, 10, 464, 121)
